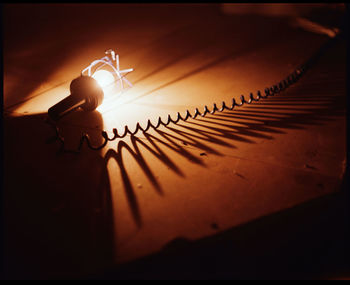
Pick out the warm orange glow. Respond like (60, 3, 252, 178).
(92, 70, 115, 89)
(93, 70, 120, 113)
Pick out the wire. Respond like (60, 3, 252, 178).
(46, 34, 340, 154)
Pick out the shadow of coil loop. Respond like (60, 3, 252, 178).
(46, 34, 339, 153)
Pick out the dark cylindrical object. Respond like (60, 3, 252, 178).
(48, 95, 85, 121)
(48, 76, 104, 121)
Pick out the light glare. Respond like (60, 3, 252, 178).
(92, 70, 115, 89)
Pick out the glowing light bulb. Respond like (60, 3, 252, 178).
(92, 70, 115, 89)
(47, 49, 133, 121)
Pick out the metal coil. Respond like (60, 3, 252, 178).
(46, 34, 339, 153)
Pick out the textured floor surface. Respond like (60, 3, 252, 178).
(3, 4, 348, 279)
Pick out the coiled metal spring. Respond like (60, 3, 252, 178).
(46, 35, 338, 153)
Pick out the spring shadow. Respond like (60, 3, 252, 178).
(96, 71, 346, 278)
(102, 72, 345, 229)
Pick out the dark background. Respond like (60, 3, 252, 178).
(1, 3, 349, 280)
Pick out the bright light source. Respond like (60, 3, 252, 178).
(83, 49, 134, 112)
(92, 70, 115, 89)
(47, 49, 133, 121)
(81, 49, 134, 94)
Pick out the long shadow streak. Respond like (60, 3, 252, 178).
(195, 116, 286, 135)
(95, 158, 116, 269)
(139, 133, 185, 177)
(187, 118, 275, 140)
(162, 125, 233, 152)
(105, 146, 142, 228)
(152, 129, 208, 164)
(103, 77, 345, 228)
